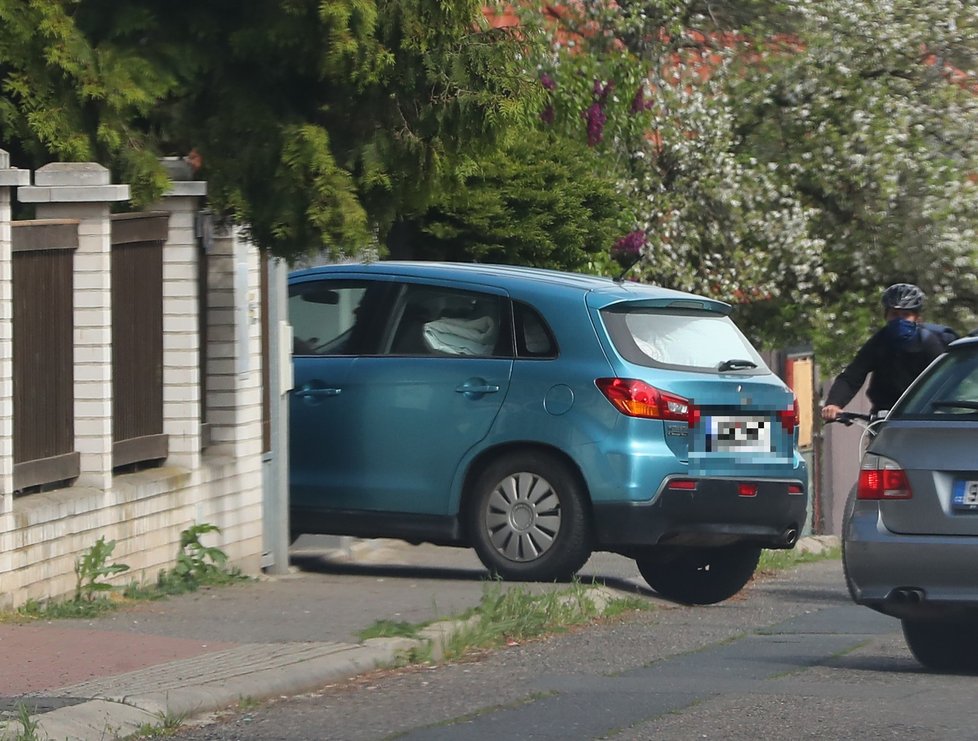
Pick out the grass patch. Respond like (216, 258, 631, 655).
(2, 702, 42, 741)
(757, 544, 841, 575)
(359, 619, 423, 641)
(439, 580, 649, 661)
(357, 580, 651, 668)
(123, 709, 189, 739)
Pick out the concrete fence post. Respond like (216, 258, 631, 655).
(153, 159, 208, 470)
(18, 164, 129, 491)
(0, 150, 29, 511)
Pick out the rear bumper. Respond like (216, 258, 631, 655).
(592, 476, 808, 551)
(845, 503, 978, 619)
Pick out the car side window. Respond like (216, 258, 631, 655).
(384, 284, 512, 357)
(514, 301, 557, 358)
(288, 280, 374, 356)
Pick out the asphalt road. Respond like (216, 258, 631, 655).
(166, 553, 974, 741)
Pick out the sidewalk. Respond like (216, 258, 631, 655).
(0, 539, 661, 741)
(0, 536, 838, 741)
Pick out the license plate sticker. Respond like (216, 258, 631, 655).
(706, 416, 772, 453)
(952, 480, 978, 511)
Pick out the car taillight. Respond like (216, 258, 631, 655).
(778, 398, 799, 433)
(595, 378, 696, 423)
(857, 455, 912, 500)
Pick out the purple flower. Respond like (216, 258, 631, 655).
(582, 102, 607, 146)
(540, 73, 556, 91)
(611, 231, 646, 267)
(630, 86, 653, 114)
(540, 104, 555, 125)
(592, 79, 614, 101)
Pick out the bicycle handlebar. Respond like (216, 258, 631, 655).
(827, 411, 876, 426)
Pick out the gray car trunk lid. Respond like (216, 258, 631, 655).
(873, 422, 978, 536)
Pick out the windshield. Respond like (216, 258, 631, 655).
(891, 346, 978, 419)
(601, 307, 766, 372)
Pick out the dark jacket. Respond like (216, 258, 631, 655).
(825, 325, 948, 413)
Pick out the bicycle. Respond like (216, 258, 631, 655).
(828, 410, 887, 457)
(826, 410, 889, 602)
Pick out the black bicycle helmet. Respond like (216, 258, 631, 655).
(881, 283, 925, 311)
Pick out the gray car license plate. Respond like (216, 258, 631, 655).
(952, 480, 978, 512)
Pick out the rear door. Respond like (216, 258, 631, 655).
(873, 344, 978, 536)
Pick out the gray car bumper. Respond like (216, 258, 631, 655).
(845, 502, 978, 619)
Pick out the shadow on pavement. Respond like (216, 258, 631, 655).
(289, 551, 490, 581)
(289, 551, 661, 599)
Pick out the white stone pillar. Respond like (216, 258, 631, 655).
(204, 226, 263, 460)
(19, 164, 129, 491)
(153, 162, 208, 469)
(0, 151, 29, 509)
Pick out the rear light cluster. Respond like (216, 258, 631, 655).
(595, 378, 798, 435)
(595, 378, 698, 424)
(857, 454, 912, 500)
(778, 399, 799, 433)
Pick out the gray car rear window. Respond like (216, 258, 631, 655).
(892, 348, 978, 418)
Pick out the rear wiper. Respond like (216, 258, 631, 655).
(717, 358, 758, 372)
(930, 399, 978, 411)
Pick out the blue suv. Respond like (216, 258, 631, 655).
(289, 262, 807, 604)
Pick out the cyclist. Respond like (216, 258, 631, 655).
(821, 283, 952, 422)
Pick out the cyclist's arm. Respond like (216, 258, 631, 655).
(824, 337, 878, 411)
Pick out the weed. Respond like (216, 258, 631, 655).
(16, 596, 117, 620)
(125, 709, 189, 738)
(236, 697, 261, 711)
(7, 702, 42, 741)
(359, 619, 422, 641)
(6, 523, 248, 622)
(74, 536, 130, 602)
(757, 544, 841, 574)
(440, 581, 624, 660)
(154, 524, 246, 594)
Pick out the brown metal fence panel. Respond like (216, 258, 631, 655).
(111, 212, 169, 468)
(11, 220, 80, 491)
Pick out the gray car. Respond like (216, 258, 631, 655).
(843, 336, 978, 671)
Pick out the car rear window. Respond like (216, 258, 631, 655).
(601, 307, 766, 372)
(890, 346, 978, 419)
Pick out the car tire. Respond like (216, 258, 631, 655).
(467, 451, 592, 582)
(840, 484, 859, 602)
(902, 618, 978, 673)
(635, 544, 761, 605)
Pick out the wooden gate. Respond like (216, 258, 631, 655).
(110, 212, 169, 469)
(11, 220, 80, 491)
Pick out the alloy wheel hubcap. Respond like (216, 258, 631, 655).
(485, 472, 561, 562)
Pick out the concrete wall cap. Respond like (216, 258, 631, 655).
(0, 169, 30, 187)
(164, 181, 208, 198)
(35, 162, 111, 187)
(18, 183, 130, 204)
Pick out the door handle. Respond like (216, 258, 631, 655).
(294, 386, 341, 399)
(455, 379, 500, 397)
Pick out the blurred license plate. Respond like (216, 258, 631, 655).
(952, 480, 978, 511)
(707, 416, 771, 453)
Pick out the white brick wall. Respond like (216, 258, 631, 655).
(0, 164, 266, 610)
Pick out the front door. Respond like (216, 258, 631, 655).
(289, 277, 513, 515)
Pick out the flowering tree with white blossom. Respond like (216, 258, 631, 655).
(513, 0, 978, 367)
